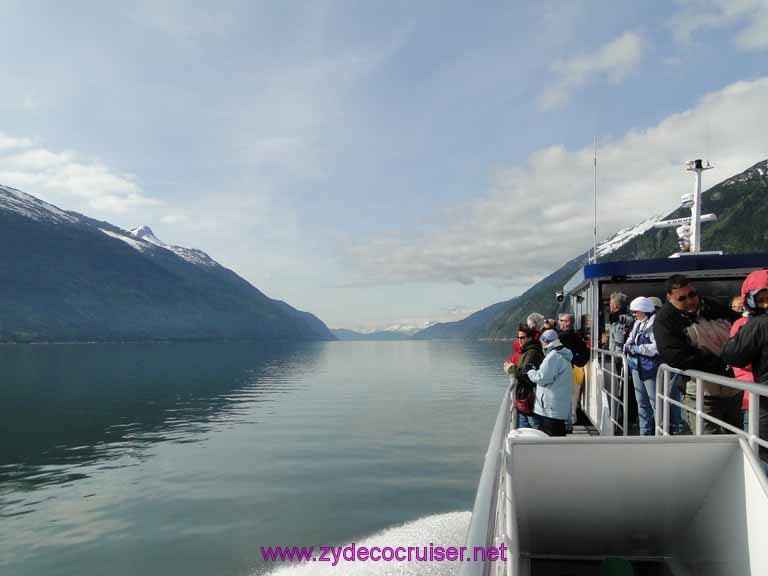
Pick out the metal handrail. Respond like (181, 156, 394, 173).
(594, 348, 630, 435)
(460, 383, 514, 576)
(655, 363, 768, 459)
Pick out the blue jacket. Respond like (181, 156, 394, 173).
(527, 344, 573, 420)
(623, 314, 660, 380)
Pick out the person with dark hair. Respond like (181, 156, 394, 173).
(510, 324, 544, 429)
(653, 274, 741, 434)
(558, 313, 589, 425)
(722, 269, 768, 466)
(527, 329, 573, 436)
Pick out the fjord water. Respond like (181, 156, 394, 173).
(0, 340, 510, 576)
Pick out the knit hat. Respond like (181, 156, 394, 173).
(630, 296, 655, 314)
(540, 329, 559, 347)
(648, 297, 663, 309)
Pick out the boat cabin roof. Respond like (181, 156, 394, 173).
(564, 252, 768, 296)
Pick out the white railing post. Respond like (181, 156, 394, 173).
(610, 354, 617, 433)
(662, 369, 670, 436)
(509, 375, 518, 432)
(622, 355, 629, 436)
(695, 377, 704, 435)
(749, 392, 760, 459)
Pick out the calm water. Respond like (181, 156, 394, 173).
(0, 341, 511, 576)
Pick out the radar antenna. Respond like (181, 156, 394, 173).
(654, 159, 719, 257)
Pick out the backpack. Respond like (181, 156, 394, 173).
(513, 346, 541, 415)
(515, 379, 536, 414)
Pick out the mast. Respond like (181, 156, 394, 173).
(654, 159, 717, 256)
(593, 136, 598, 264)
(687, 159, 712, 253)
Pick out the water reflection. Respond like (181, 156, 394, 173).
(0, 341, 324, 499)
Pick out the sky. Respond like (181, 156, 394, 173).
(1, 0, 767, 331)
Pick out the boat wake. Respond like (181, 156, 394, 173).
(262, 511, 470, 576)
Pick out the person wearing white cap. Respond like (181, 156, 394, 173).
(526, 329, 574, 436)
(623, 297, 661, 435)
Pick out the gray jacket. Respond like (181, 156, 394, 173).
(527, 344, 574, 420)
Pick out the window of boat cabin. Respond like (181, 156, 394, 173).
(596, 275, 745, 348)
(569, 284, 594, 348)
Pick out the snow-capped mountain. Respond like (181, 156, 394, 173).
(595, 215, 662, 258)
(0, 185, 219, 268)
(128, 225, 218, 267)
(0, 184, 334, 342)
(0, 184, 79, 224)
(356, 321, 436, 335)
(722, 158, 768, 187)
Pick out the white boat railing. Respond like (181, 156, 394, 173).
(460, 381, 514, 576)
(594, 348, 630, 435)
(655, 363, 768, 459)
(462, 360, 768, 575)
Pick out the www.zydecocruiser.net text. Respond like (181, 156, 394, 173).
(261, 543, 509, 566)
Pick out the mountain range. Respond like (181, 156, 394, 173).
(0, 185, 334, 342)
(3, 159, 766, 343)
(412, 158, 768, 340)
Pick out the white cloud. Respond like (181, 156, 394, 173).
(0, 133, 34, 150)
(540, 31, 647, 109)
(0, 133, 160, 215)
(160, 213, 189, 225)
(346, 77, 768, 286)
(670, 0, 768, 50)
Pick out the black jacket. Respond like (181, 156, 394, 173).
(653, 297, 739, 375)
(515, 340, 544, 389)
(722, 314, 768, 384)
(559, 329, 589, 367)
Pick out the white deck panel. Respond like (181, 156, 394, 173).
(505, 435, 768, 575)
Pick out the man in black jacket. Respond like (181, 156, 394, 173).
(721, 283, 768, 464)
(558, 313, 589, 426)
(558, 313, 589, 368)
(654, 274, 741, 434)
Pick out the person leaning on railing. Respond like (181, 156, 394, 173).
(721, 270, 768, 465)
(558, 313, 589, 427)
(509, 324, 544, 430)
(653, 274, 741, 434)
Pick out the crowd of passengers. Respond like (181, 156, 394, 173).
(503, 270, 768, 469)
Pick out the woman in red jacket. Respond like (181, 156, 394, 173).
(729, 270, 768, 430)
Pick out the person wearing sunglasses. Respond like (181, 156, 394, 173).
(510, 325, 544, 429)
(654, 274, 742, 434)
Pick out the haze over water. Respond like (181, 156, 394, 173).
(0, 340, 510, 576)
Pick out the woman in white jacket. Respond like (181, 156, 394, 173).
(623, 297, 661, 435)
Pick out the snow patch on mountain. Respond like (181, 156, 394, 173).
(356, 321, 437, 335)
(596, 215, 662, 258)
(723, 159, 768, 186)
(129, 225, 165, 246)
(129, 225, 218, 267)
(0, 184, 79, 224)
(100, 228, 152, 252)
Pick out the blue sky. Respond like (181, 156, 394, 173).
(1, 0, 767, 330)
